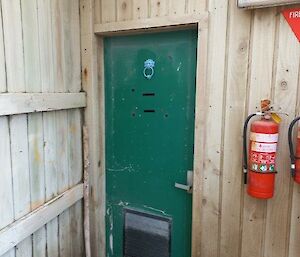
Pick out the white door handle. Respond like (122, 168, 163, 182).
(174, 170, 193, 194)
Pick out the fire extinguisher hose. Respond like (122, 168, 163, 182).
(243, 113, 259, 184)
(288, 116, 300, 176)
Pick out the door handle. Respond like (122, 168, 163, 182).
(175, 170, 193, 194)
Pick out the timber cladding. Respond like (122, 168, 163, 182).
(90, 1, 300, 257)
(0, 0, 84, 257)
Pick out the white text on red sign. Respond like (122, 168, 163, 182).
(290, 11, 300, 19)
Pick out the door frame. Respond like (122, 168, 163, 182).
(93, 13, 209, 257)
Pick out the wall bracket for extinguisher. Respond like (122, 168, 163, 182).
(243, 112, 263, 184)
(288, 116, 300, 177)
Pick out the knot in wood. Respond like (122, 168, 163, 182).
(280, 80, 288, 90)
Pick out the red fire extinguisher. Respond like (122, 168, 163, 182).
(288, 116, 300, 183)
(243, 113, 279, 199)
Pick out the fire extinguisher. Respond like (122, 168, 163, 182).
(243, 113, 279, 199)
(288, 116, 300, 183)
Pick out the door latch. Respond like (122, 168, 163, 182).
(175, 170, 193, 194)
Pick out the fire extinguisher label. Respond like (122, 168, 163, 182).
(250, 132, 278, 143)
(251, 142, 277, 153)
(250, 152, 276, 164)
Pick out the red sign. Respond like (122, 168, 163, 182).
(283, 8, 300, 42)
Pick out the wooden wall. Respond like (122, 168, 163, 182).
(0, 0, 84, 257)
(92, 0, 300, 257)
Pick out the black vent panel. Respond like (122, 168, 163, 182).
(124, 209, 171, 257)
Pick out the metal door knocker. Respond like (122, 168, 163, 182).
(143, 59, 155, 80)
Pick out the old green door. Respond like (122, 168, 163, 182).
(105, 29, 197, 257)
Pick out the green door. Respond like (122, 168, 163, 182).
(105, 30, 197, 257)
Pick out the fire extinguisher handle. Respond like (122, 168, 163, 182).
(288, 116, 300, 177)
(243, 113, 261, 184)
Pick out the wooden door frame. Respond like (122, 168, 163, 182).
(92, 13, 209, 257)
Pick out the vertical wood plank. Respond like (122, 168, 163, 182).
(68, 109, 84, 257)
(188, 0, 207, 14)
(81, 0, 103, 255)
(45, 221, 59, 257)
(101, 0, 116, 23)
(32, 229, 46, 257)
(169, 0, 186, 16)
(199, 0, 228, 256)
(21, 0, 41, 92)
(265, 11, 300, 257)
(61, 0, 81, 93)
(149, 0, 168, 17)
(48, 1, 62, 256)
(28, 113, 46, 257)
(56, 112, 70, 257)
(22, 1, 46, 256)
(191, 25, 208, 257)
(52, 0, 71, 256)
(96, 37, 106, 257)
(15, 239, 32, 257)
(1, 0, 25, 90)
(44, 111, 59, 257)
(241, 8, 277, 257)
(56, 77, 71, 257)
(133, 0, 149, 19)
(0, 117, 15, 257)
(38, 0, 59, 256)
(0, 6, 11, 243)
(0, 117, 14, 229)
(0, 5, 6, 92)
(37, 0, 54, 93)
(58, 209, 71, 257)
(94, 0, 101, 24)
(117, 0, 133, 21)
(220, 2, 251, 257)
(52, 0, 64, 93)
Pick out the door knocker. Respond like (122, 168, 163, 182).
(143, 59, 155, 80)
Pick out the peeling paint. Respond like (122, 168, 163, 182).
(117, 200, 129, 207)
(143, 205, 167, 216)
(177, 62, 182, 71)
(107, 164, 135, 172)
(109, 233, 113, 255)
(106, 206, 111, 216)
(109, 211, 114, 255)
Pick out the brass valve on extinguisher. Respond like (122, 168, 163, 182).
(243, 100, 287, 199)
